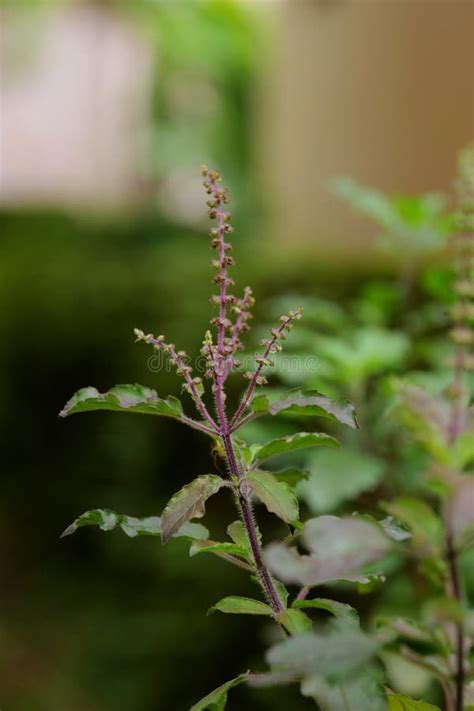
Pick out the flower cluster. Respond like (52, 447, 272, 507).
(134, 167, 303, 433)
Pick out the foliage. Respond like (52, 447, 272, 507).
(60, 154, 473, 711)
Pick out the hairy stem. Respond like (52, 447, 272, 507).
(168, 345, 218, 430)
(180, 415, 218, 437)
(221, 432, 284, 616)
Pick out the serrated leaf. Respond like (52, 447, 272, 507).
(251, 389, 358, 429)
(189, 540, 249, 560)
(247, 470, 299, 523)
(277, 608, 312, 635)
(190, 673, 249, 711)
(161, 475, 224, 544)
(267, 623, 379, 682)
(388, 694, 440, 710)
(208, 596, 273, 617)
(61, 508, 208, 540)
(265, 515, 391, 587)
(292, 598, 359, 627)
(59, 384, 183, 419)
(255, 432, 339, 463)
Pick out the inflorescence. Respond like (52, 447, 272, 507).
(134, 166, 303, 434)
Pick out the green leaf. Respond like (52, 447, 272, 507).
(61, 508, 208, 540)
(391, 383, 452, 464)
(59, 384, 183, 419)
(298, 449, 384, 514)
(277, 608, 312, 635)
(267, 623, 379, 682)
(255, 432, 339, 463)
(380, 497, 443, 551)
(316, 328, 409, 385)
(189, 540, 249, 560)
(274, 579, 290, 608)
(388, 694, 440, 710)
(190, 673, 249, 711)
(273, 468, 310, 487)
(332, 177, 450, 255)
(227, 520, 253, 549)
(301, 670, 388, 711)
(208, 596, 273, 617)
(247, 470, 299, 523)
(161, 475, 224, 544)
(265, 515, 391, 587)
(454, 425, 474, 469)
(251, 389, 358, 429)
(292, 598, 359, 627)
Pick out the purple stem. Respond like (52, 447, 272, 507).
(296, 585, 310, 601)
(167, 344, 218, 431)
(230, 314, 292, 430)
(221, 432, 284, 615)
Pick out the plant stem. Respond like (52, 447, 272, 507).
(296, 585, 310, 601)
(230, 314, 293, 430)
(180, 414, 218, 437)
(165, 341, 219, 431)
(221, 432, 284, 616)
(446, 531, 465, 711)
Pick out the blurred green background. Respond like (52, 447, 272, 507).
(0, 1, 472, 709)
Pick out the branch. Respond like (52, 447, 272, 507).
(134, 330, 218, 432)
(230, 308, 302, 430)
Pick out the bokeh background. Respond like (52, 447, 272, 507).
(0, 1, 473, 709)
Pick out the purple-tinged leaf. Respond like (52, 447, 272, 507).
(265, 515, 391, 587)
(161, 474, 224, 544)
(445, 475, 474, 545)
(251, 389, 358, 429)
(266, 624, 380, 681)
(302, 671, 388, 711)
(59, 384, 183, 419)
(255, 432, 339, 463)
(60, 508, 208, 540)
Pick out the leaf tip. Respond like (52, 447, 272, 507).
(60, 523, 76, 538)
